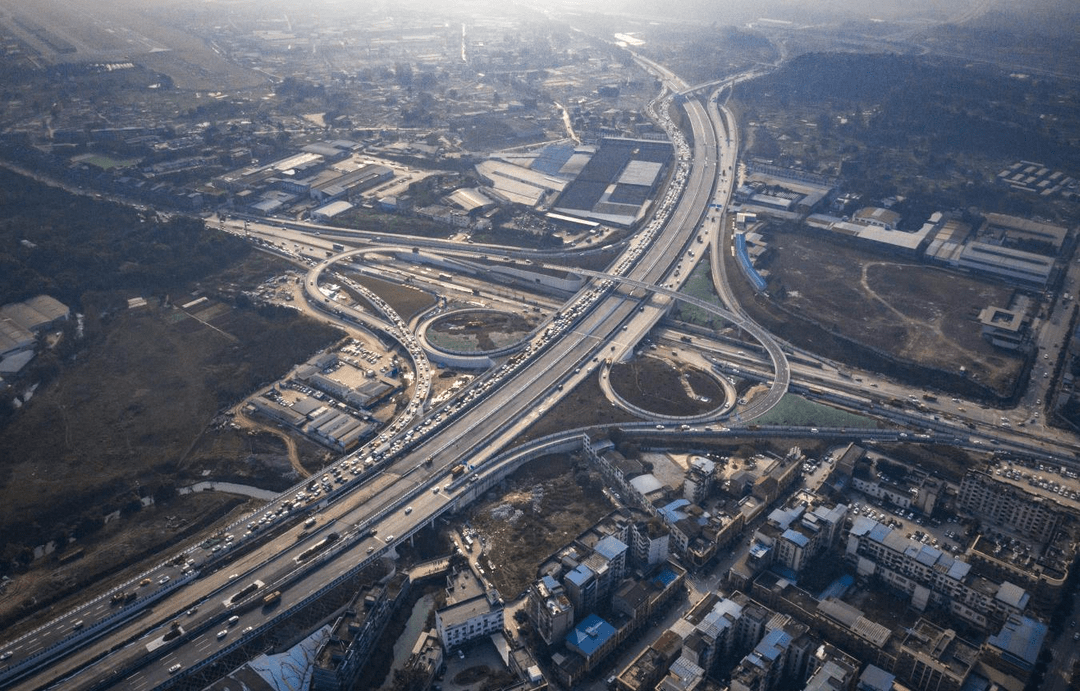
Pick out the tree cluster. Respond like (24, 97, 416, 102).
(0, 169, 249, 309)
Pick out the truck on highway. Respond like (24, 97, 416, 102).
(451, 464, 466, 478)
(225, 580, 265, 607)
(295, 532, 340, 563)
(332, 243, 345, 251)
(263, 590, 282, 607)
(111, 591, 137, 606)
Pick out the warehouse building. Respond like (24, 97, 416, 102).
(311, 200, 354, 222)
(552, 137, 673, 227)
(982, 213, 1068, 253)
(0, 295, 70, 374)
(953, 242, 1055, 287)
(0, 295, 70, 333)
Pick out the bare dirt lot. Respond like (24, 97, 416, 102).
(610, 356, 727, 416)
(518, 372, 640, 443)
(741, 228, 1025, 396)
(465, 453, 614, 599)
(351, 273, 437, 321)
(0, 255, 341, 619)
(427, 310, 539, 353)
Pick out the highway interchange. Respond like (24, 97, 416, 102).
(2, 55, 1078, 691)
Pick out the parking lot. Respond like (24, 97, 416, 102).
(847, 491, 967, 555)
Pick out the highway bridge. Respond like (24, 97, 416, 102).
(3, 44, 1077, 691)
(0, 49, 749, 691)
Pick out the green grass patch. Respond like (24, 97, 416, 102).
(753, 394, 881, 428)
(673, 256, 724, 327)
(72, 153, 140, 170)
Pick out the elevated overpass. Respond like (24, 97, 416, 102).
(1, 56, 742, 691)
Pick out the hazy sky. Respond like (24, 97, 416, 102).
(4, 0, 1075, 30)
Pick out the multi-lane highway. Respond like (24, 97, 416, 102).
(1, 55, 765, 691)
(3, 47, 1077, 691)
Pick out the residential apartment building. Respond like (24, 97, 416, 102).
(957, 469, 1065, 542)
(802, 645, 859, 691)
(434, 567, 504, 650)
(753, 494, 847, 576)
(312, 573, 410, 691)
(435, 590, 504, 650)
(894, 619, 979, 691)
(665, 592, 747, 678)
(631, 518, 670, 568)
(616, 630, 684, 691)
(846, 516, 1030, 631)
(684, 456, 716, 503)
(527, 575, 574, 647)
(728, 615, 814, 691)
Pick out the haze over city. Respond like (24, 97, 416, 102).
(0, 1, 1078, 691)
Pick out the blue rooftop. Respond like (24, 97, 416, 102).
(987, 615, 1047, 669)
(565, 564, 594, 587)
(653, 566, 678, 588)
(781, 528, 810, 548)
(818, 574, 854, 602)
(659, 498, 691, 524)
(754, 628, 792, 662)
(566, 614, 617, 657)
(662, 498, 691, 513)
(858, 664, 895, 691)
(868, 522, 891, 543)
(530, 143, 577, 177)
(594, 535, 628, 561)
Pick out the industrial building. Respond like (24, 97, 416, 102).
(296, 163, 394, 202)
(0, 295, 70, 333)
(552, 137, 673, 227)
(311, 200, 354, 222)
(996, 160, 1078, 200)
(474, 157, 569, 207)
(805, 213, 935, 257)
(981, 213, 1068, 253)
(0, 295, 70, 375)
(952, 242, 1055, 287)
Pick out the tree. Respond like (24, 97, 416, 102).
(394, 62, 413, 88)
(389, 665, 427, 691)
(608, 427, 624, 447)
